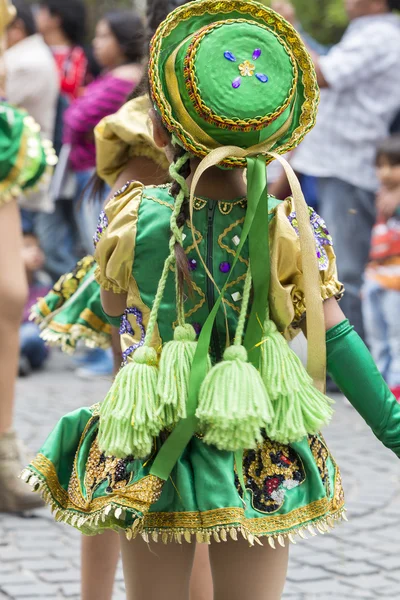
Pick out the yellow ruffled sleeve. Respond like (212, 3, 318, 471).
(95, 95, 170, 187)
(269, 197, 344, 337)
(94, 182, 144, 294)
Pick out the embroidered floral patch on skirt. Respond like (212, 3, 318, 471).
(22, 405, 346, 546)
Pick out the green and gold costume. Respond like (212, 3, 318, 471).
(31, 94, 169, 351)
(23, 0, 400, 547)
(0, 102, 56, 208)
(25, 181, 345, 543)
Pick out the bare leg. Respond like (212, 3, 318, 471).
(111, 326, 122, 375)
(210, 537, 289, 600)
(81, 532, 120, 600)
(190, 544, 213, 600)
(120, 535, 196, 600)
(0, 201, 27, 434)
(0, 201, 43, 512)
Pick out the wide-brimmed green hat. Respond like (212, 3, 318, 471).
(149, 0, 319, 168)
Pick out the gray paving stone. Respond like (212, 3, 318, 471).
(324, 560, 379, 577)
(19, 558, 70, 572)
(39, 570, 80, 584)
(60, 583, 81, 597)
(286, 565, 329, 583)
(0, 573, 35, 586)
(1, 582, 56, 597)
(368, 554, 400, 571)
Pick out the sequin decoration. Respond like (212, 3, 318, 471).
(219, 261, 231, 274)
(224, 51, 237, 62)
(235, 435, 306, 513)
(120, 307, 146, 365)
(188, 258, 198, 271)
(192, 322, 202, 335)
(238, 60, 255, 77)
(53, 255, 95, 301)
(309, 436, 331, 496)
(226, 48, 269, 89)
(110, 181, 134, 200)
(288, 208, 333, 271)
(93, 211, 109, 248)
(84, 436, 135, 503)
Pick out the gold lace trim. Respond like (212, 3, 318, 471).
(22, 459, 346, 547)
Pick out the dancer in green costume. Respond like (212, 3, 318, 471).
(23, 2, 400, 598)
(0, 0, 57, 514)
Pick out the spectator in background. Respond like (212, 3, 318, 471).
(64, 10, 145, 255)
(287, 0, 400, 341)
(5, 0, 59, 220)
(363, 136, 400, 400)
(19, 230, 50, 376)
(5, 0, 58, 141)
(33, 0, 88, 281)
(36, 0, 87, 102)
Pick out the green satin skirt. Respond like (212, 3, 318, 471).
(23, 404, 346, 546)
(30, 257, 111, 354)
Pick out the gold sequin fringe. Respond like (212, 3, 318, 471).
(34, 326, 111, 354)
(20, 468, 347, 547)
(20, 468, 143, 533)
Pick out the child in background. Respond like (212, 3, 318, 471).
(363, 135, 400, 400)
(19, 231, 50, 376)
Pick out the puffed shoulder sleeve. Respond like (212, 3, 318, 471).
(94, 182, 144, 293)
(269, 198, 344, 335)
(94, 95, 170, 187)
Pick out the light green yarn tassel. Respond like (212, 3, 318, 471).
(260, 319, 334, 444)
(196, 266, 273, 451)
(98, 346, 160, 459)
(157, 324, 210, 426)
(196, 345, 274, 451)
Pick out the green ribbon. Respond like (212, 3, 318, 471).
(243, 156, 270, 366)
(150, 156, 269, 481)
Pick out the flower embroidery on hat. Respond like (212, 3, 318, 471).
(224, 48, 269, 89)
(238, 59, 255, 77)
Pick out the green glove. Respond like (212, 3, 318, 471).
(326, 319, 400, 458)
(102, 311, 123, 329)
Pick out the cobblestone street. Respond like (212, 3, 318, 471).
(1, 350, 400, 599)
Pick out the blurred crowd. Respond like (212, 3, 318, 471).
(3, 0, 400, 399)
(4, 0, 146, 378)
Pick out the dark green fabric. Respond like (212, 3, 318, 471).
(243, 156, 270, 368)
(0, 104, 25, 182)
(103, 313, 123, 329)
(135, 185, 282, 357)
(151, 157, 272, 481)
(327, 319, 400, 458)
(28, 405, 343, 537)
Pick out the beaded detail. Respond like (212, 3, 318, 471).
(120, 307, 146, 365)
(84, 437, 134, 502)
(93, 211, 109, 248)
(235, 434, 306, 514)
(224, 48, 268, 89)
(288, 208, 333, 271)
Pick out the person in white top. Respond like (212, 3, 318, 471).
(287, 0, 400, 340)
(5, 0, 59, 140)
